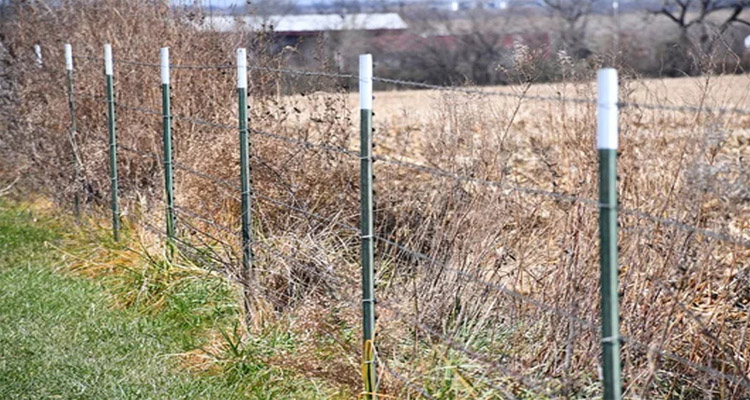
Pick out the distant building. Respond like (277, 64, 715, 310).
(200, 13, 409, 69)
(201, 13, 408, 34)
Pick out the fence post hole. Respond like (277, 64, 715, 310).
(359, 53, 377, 399)
(105, 44, 120, 241)
(161, 47, 175, 242)
(237, 48, 254, 327)
(597, 68, 622, 400)
(34, 44, 42, 68)
(65, 43, 82, 220)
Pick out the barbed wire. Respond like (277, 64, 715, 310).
(174, 205, 237, 237)
(171, 63, 233, 70)
(371, 76, 750, 116)
(89, 131, 750, 390)
(113, 110, 750, 253)
(253, 192, 360, 234)
(374, 154, 750, 248)
(140, 217, 234, 270)
(649, 278, 750, 388)
(619, 100, 750, 116)
(251, 128, 359, 158)
(61, 96, 750, 249)
(82, 95, 360, 158)
(59, 50, 750, 395)
(118, 153, 750, 390)
(618, 207, 750, 247)
(375, 235, 598, 329)
(141, 219, 311, 310)
(45, 131, 750, 395)
(70, 53, 750, 116)
(130, 197, 553, 399)
(173, 212, 241, 268)
(167, 202, 530, 398)
(374, 154, 597, 205)
(246, 65, 354, 80)
(72, 54, 233, 70)
(122, 221, 233, 282)
(74, 54, 350, 75)
(171, 203, 357, 304)
(71, 55, 102, 63)
(147, 195, 529, 398)
(370, 233, 750, 391)
(374, 76, 593, 105)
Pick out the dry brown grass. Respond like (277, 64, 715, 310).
(2, 1, 750, 398)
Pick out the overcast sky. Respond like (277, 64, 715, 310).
(175, 0, 319, 6)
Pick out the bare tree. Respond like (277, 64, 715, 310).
(540, 0, 598, 58)
(657, 0, 750, 31)
(401, 8, 518, 85)
(655, 0, 750, 74)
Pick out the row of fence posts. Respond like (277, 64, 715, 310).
(60, 43, 622, 399)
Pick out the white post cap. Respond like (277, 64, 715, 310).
(160, 47, 170, 84)
(65, 44, 73, 71)
(34, 44, 42, 67)
(359, 54, 373, 110)
(104, 44, 113, 76)
(237, 48, 247, 89)
(597, 68, 618, 150)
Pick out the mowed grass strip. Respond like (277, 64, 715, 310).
(0, 205, 248, 399)
(0, 204, 344, 400)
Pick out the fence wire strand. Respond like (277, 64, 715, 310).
(86, 115, 750, 390)
(370, 234, 750, 391)
(84, 95, 360, 158)
(374, 154, 750, 248)
(58, 50, 750, 397)
(74, 53, 750, 116)
(223, 189, 750, 390)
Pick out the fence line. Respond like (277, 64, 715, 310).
(80, 94, 361, 157)
(374, 234, 750, 391)
(43, 44, 750, 399)
(50, 100, 750, 395)
(80, 92, 748, 250)
(157, 150, 750, 393)
(43, 115, 750, 392)
(374, 154, 750, 248)
(75, 101, 750, 393)
(72, 52, 750, 116)
(181, 195, 750, 397)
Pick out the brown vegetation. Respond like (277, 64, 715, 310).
(1, 1, 749, 398)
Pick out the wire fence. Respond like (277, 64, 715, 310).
(72, 52, 750, 116)
(21, 44, 750, 399)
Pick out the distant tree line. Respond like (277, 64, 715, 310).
(339, 0, 750, 85)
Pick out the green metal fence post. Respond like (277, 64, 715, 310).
(597, 68, 622, 400)
(105, 44, 120, 241)
(65, 44, 82, 220)
(359, 53, 377, 399)
(161, 47, 175, 241)
(237, 48, 253, 325)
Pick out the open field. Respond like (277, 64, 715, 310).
(291, 73, 750, 128)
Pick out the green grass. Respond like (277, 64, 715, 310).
(0, 203, 342, 399)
